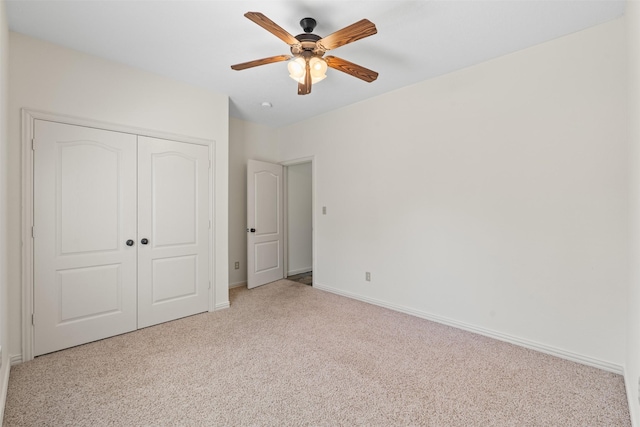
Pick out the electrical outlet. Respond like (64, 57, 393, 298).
(365, 272, 371, 281)
(234, 261, 240, 270)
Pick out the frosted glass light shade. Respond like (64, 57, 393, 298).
(287, 58, 305, 80)
(309, 57, 328, 79)
(288, 57, 327, 84)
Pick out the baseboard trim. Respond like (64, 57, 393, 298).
(287, 268, 312, 276)
(0, 353, 11, 424)
(625, 367, 639, 427)
(229, 281, 246, 289)
(314, 283, 623, 375)
(215, 301, 230, 310)
(9, 355, 21, 366)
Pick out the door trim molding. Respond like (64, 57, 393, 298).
(21, 108, 216, 362)
(281, 156, 315, 285)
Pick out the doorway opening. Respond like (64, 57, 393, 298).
(287, 271, 313, 285)
(284, 160, 313, 286)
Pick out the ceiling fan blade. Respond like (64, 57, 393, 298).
(325, 56, 379, 82)
(244, 12, 299, 46)
(231, 55, 292, 71)
(297, 60, 312, 95)
(318, 19, 377, 51)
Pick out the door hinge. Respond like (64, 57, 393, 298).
(209, 160, 212, 169)
(31, 313, 34, 326)
(209, 220, 212, 229)
(31, 138, 36, 151)
(208, 281, 211, 290)
(31, 226, 35, 238)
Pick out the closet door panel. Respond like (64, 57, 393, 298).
(33, 120, 138, 356)
(137, 136, 210, 328)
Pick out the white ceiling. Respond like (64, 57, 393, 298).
(6, 0, 626, 128)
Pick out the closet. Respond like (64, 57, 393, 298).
(33, 120, 210, 356)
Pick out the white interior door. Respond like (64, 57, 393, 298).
(33, 120, 137, 356)
(247, 159, 284, 289)
(137, 136, 210, 328)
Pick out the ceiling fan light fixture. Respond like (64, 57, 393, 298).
(310, 57, 328, 79)
(230, 12, 378, 95)
(288, 57, 327, 84)
(287, 57, 306, 79)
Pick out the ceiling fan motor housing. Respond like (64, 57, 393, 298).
(290, 17, 325, 58)
(292, 32, 323, 58)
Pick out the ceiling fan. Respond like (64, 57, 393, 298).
(230, 12, 379, 95)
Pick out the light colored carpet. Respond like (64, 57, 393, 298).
(4, 280, 630, 426)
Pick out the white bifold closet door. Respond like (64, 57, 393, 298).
(33, 120, 210, 356)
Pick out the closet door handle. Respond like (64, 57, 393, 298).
(141, 238, 149, 245)
(126, 239, 134, 247)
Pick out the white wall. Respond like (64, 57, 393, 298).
(0, 0, 10, 419)
(287, 162, 312, 275)
(278, 19, 628, 369)
(8, 32, 230, 360)
(627, 0, 640, 424)
(228, 118, 279, 286)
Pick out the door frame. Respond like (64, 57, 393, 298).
(21, 109, 216, 362)
(281, 156, 315, 285)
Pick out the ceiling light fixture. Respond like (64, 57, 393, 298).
(287, 57, 327, 84)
